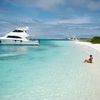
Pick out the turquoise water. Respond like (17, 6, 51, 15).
(0, 40, 100, 100)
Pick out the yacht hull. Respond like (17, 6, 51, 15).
(0, 39, 39, 46)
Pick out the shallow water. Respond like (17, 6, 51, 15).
(0, 40, 100, 100)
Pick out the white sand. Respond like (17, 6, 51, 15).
(75, 41, 100, 53)
(74, 41, 100, 99)
(75, 41, 100, 82)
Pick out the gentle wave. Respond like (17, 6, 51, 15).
(0, 53, 20, 57)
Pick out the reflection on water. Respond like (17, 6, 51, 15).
(0, 40, 60, 58)
(0, 46, 34, 56)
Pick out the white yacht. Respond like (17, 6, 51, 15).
(0, 27, 39, 45)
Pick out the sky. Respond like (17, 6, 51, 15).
(0, 0, 100, 38)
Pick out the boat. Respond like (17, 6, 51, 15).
(0, 27, 39, 45)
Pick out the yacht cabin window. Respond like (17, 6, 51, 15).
(7, 36, 22, 39)
(13, 30, 23, 32)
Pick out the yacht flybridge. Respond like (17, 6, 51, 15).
(0, 27, 39, 45)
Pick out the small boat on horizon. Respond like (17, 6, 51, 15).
(66, 35, 79, 41)
(0, 27, 39, 45)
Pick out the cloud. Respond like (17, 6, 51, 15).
(88, 1, 100, 11)
(6, 0, 64, 11)
(67, 0, 100, 8)
(46, 16, 92, 25)
(0, 17, 100, 38)
(35, 0, 64, 11)
(5, 0, 100, 11)
(0, 9, 8, 16)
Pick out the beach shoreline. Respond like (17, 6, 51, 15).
(75, 41, 100, 53)
(75, 40, 100, 81)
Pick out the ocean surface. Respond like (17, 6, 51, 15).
(0, 40, 100, 100)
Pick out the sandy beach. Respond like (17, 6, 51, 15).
(75, 41, 100, 85)
(75, 41, 100, 53)
(75, 40, 100, 67)
(75, 40, 100, 79)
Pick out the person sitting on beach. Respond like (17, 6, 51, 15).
(84, 55, 93, 63)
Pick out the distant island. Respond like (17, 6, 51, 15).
(87, 36, 100, 44)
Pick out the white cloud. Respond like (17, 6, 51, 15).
(46, 17, 92, 25)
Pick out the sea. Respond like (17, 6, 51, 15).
(0, 40, 100, 100)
